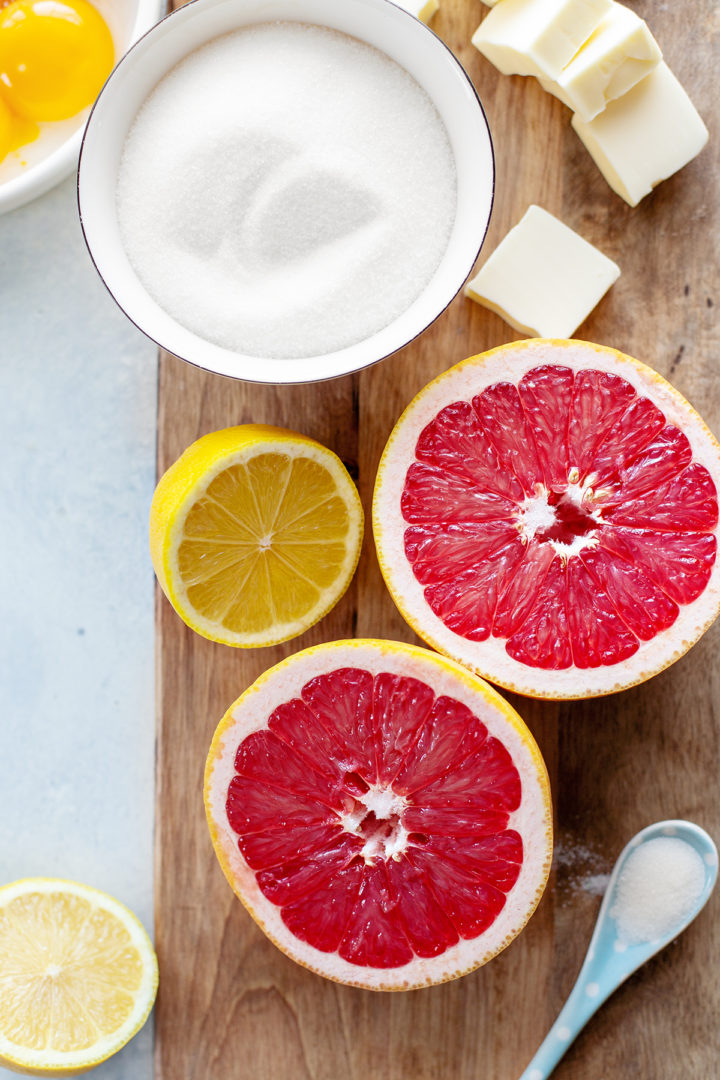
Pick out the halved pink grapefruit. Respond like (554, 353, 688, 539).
(373, 339, 720, 699)
(204, 639, 552, 990)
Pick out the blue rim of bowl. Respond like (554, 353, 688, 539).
(77, 0, 496, 385)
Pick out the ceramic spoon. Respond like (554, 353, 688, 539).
(518, 819, 718, 1080)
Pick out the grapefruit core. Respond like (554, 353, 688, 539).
(373, 340, 720, 699)
(204, 640, 552, 990)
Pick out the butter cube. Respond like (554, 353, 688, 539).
(471, 0, 612, 80)
(395, 0, 439, 22)
(465, 205, 620, 337)
(539, 2, 662, 121)
(571, 62, 709, 206)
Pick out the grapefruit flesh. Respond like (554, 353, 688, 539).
(205, 640, 552, 990)
(373, 340, 720, 698)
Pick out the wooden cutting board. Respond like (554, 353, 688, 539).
(155, 2, 720, 1075)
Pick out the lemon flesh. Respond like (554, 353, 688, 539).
(0, 879, 158, 1076)
(151, 426, 364, 647)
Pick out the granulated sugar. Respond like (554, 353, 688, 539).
(116, 23, 457, 359)
(610, 837, 706, 945)
(553, 836, 611, 903)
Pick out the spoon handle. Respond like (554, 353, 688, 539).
(517, 970, 613, 1080)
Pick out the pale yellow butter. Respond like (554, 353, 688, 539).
(471, 0, 612, 80)
(464, 205, 620, 337)
(539, 2, 662, 122)
(571, 62, 709, 206)
(395, 0, 439, 22)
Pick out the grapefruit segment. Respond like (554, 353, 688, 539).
(567, 368, 636, 477)
(205, 640, 552, 990)
(282, 862, 364, 954)
(234, 730, 343, 809)
(226, 775, 333, 836)
(371, 673, 435, 785)
(413, 741, 521, 814)
(256, 835, 361, 906)
(586, 394, 665, 485)
(506, 558, 573, 670)
(580, 547, 679, 641)
(565, 556, 639, 668)
(408, 849, 506, 939)
(472, 383, 544, 495)
(596, 425, 693, 505)
(393, 695, 490, 794)
(404, 522, 519, 584)
(373, 340, 720, 698)
(301, 668, 375, 777)
(423, 558, 517, 642)
(430, 832, 523, 889)
(415, 400, 524, 500)
(402, 805, 523, 841)
(402, 461, 517, 524)
(493, 540, 555, 638)
(239, 821, 343, 872)
(517, 364, 574, 490)
(268, 698, 349, 786)
(405, 524, 527, 642)
(386, 857, 460, 958)
(599, 527, 716, 605)
(602, 461, 717, 531)
(338, 863, 414, 969)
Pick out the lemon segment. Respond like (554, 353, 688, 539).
(150, 425, 364, 648)
(0, 878, 158, 1076)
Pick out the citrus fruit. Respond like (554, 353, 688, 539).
(204, 639, 552, 990)
(373, 339, 720, 699)
(150, 424, 363, 648)
(0, 878, 158, 1076)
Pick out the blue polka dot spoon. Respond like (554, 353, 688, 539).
(518, 820, 718, 1080)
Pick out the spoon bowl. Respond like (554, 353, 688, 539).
(519, 820, 718, 1080)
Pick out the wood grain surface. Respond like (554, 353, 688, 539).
(155, 1, 720, 1076)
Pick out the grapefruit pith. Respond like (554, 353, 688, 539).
(204, 639, 552, 990)
(373, 339, 720, 699)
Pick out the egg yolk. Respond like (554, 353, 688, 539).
(0, 0, 114, 123)
(0, 93, 12, 158)
(0, 89, 39, 157)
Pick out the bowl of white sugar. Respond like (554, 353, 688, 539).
(78, 0, 494, 383)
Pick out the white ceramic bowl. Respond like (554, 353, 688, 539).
(0, 0, 165, 216)
(78, 0, 494, 384)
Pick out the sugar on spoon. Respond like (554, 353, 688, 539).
(518, 819, 718, 1080)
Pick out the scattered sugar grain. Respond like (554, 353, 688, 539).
(116, 23, 457, 359)
(553, 836, 611, 903)
(610, 837, 705, 945)
(582, 872, 611, 897)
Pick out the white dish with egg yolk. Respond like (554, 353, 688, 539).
(0, 0, 165, 215)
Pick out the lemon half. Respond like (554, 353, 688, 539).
(0, 878, 158, 1076)
(150, 425, 364, 648)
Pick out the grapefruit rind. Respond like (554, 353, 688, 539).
(373, 339, 720, 699)
(0, 878, 158, 1077)
(204, 639, 553, 991)
(150, 425, 364, 648)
